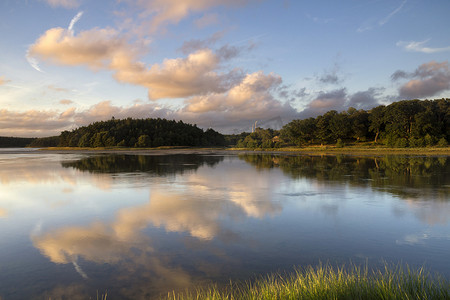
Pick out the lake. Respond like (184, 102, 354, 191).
(0, 150, 449, 299)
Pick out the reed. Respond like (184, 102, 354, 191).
(163, 263, 449, 300)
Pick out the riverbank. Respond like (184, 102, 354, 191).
(27, 145, 450, 156)
(163, 264, 449, 300)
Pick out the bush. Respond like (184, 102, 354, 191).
(437, 137, 448, 147)
(409, 138, 425, 148)
(395, 138, 408, 148)
(335, 138, 345, 148)
(424, 134, 436, 147)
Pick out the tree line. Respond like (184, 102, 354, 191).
(236, 99, 449, 148)
(29, 117, 226, 148)
(0, 136, 35, 148)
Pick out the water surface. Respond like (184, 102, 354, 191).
(0, 152, 448, 299)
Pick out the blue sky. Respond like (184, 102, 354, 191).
(1, 0, 449, 137)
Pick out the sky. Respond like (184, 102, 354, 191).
(0, 0, 450, 137)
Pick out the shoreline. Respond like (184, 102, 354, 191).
(0, 146, 449, 156)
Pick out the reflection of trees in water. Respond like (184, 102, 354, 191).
(61, 154, 224, 176)
(239, 154, 449, 200)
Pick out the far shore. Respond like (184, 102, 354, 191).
(0, 145, 447, 156)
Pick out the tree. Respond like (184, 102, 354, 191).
(136, 135, 151, 147)
(368, 105, 385, 143)
(329, 112, 351, 142)
(348, 108, 369, 141)
(316, 110, 338, 144)
(281, 118, 316, 146)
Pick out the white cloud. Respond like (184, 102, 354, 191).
(26, 49, 43, 72)
(68, 11, 84, 35)
(0, 76, 11, 85)
(379, 0, 407, 26)
(45, 0, 81, 9)
(397, 40, 450, 54)
(357, 0, 407, 32)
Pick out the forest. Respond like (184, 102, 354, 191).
(29, 117, 226, 148)
(0, 136, 35, 148)
(236, 99, 449, 148)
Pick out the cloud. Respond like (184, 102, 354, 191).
(378, 0, 407, 26)
(73, 101, 169, 125)
(185, 71, 282, 113)
(317, 59, 343, 85)
(182, 71, 299, 130)
(26, 50, 43, 72)
(397, 40, 450, 54)
(59, 99, 74, 105)
(28, 27, 134, 70)
(45, 0, 81, 9)
(179, 32, 225, 54)
(194, 13, 220, 28)
(113, 48, 242, 100)
(0, 107, 76, 137)
(299, 88, 383, 118)
(348, 87, 384, 110)
(68, 11, 84, 35)
(357, 0, 407, 32)
(319, 73, 340, 85)
(306, 14, 333, 25)
(29, 24, 243, 100)
(0, 76, 11, 85)
(48, 85, 70, 92)
(0, 101, 164, 137)
(300, 89, 347, 117)
(124, 0, 254, 33)
(392, 61, 450, 99)
(391, 70, 408, 81)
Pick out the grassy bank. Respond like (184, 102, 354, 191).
(164, 264, 449, 300)
(35, 145, 450, 155)
(228, 145, 450, 155)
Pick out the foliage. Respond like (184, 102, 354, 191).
(0, 136, 36, 148)
(44, 118, 226, 148)
(164, 263, 450, 300)
(235, 128, 280, 149)
(225, 132, 251, 146)
(280, 99, 449, 148)
(28, 136, 60, 147)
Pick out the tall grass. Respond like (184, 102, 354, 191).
(164, 263, 449, 300)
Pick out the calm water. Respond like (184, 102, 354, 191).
(0, 151, 449, 299)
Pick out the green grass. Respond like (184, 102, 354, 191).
(163, 264, 449, 300)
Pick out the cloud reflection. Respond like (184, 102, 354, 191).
(396, 230, 450, 246)
(30, 160, 285, 296)
(0, 208, 7, 217)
